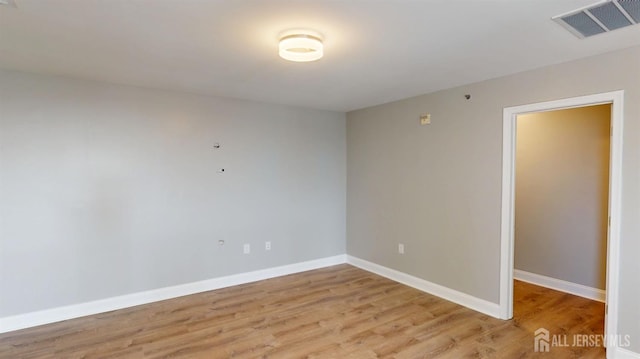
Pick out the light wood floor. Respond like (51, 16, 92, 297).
(0, 264, 605, 358)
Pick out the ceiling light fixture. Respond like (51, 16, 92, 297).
(279, 31, 323, 62)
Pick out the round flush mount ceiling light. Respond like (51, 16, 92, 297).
(279, 30, 323, 62)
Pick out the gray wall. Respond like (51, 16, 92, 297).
(347, 46, 640, 351)
(0, 70, 346, 317)
(515, 105, 610, 290)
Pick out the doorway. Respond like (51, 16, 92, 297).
(499, 91, 624, 341)
(514, 104, 610, 301)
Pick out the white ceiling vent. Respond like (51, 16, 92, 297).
(553, 0, 640, 38)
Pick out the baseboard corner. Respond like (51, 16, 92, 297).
(346, 255, 501, 319)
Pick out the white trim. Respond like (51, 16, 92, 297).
(612, 347, 640, 359)
(0, 254, 347, 333)
(514, 269, 605, 302)
(500, 91, 624, 342)
(347, 255, 501, 318)
(499, 104, 517, 319)
(606, 91, 624, 342)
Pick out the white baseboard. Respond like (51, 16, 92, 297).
(346, 255, 501, 318)
(612, 347, 640, 359)
(2, 255, 620, 341)
(0, 254, 347, 334)
(514, 269, 605, 302)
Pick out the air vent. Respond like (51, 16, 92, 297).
(553, 0, 639, 38)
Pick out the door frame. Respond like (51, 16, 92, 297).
(498, 91, 624, 340)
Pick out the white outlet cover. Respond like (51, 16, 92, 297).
(243, 244, 250, 254)
(265, 241, 271, 250)
(398, 243, 405, 254)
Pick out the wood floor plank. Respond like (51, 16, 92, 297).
(0, 265, 605, 358)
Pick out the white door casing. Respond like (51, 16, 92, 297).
(499, 91, 624, 346)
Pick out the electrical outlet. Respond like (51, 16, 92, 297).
(243, 243, 250, 254)
(398, 243, 405, 254)
(218, 240, 225, 246)
(265, 241, 271, 251)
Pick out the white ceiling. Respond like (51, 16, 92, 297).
(1, 0, 639, 112)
